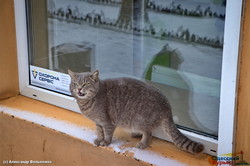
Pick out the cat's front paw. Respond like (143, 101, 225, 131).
(99, 140, 111, 146)
(136, 142, 148, 149)
(94, 138, 103, 146)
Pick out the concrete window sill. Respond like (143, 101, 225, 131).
(0, 95, 211, 166)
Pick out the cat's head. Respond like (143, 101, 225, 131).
(68, 70, 100, 99)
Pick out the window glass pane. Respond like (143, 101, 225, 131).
(27, 0, 226, 137)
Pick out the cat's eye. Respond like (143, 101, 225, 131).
(82, 82, 91, 87)
(72, 83, 77, 87)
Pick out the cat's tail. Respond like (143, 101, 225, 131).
(162, 118, 204, 154)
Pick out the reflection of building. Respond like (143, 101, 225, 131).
(51, 42, 95, 73)
(47, 0, 225, 48)
(144, 44, 181, 80)
(147, 0, 225, 19)
(213, 0, 226, 6)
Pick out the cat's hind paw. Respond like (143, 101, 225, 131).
(136, 142, 148, 149)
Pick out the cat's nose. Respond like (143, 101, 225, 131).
(78, 88, 82, 91)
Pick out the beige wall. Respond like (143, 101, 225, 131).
(235, 0, 250, 163)
(0, 113, 147, 166)
(0, 0, 19, 100)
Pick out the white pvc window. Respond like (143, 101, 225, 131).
(15, 0, 242, 156)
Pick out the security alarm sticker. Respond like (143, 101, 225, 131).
(30, 65, 71, 95)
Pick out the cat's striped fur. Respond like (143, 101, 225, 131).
(68, 70, 204, 154)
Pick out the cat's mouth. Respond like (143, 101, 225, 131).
(77, 92, 86, 97)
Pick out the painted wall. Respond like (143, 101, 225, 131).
(0, 113, 147, 166)
(0, 0, 19, 100)
(235, 0, 250, 163)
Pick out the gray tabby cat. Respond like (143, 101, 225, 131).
(68, 70, 204, 154)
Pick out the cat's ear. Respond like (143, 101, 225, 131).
(68, 69, 75, 79)
(89, 70, 99, 82)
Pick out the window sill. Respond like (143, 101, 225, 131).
(0, 95, 211, 166)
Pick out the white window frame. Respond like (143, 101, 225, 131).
(14, 0, 242, 156)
